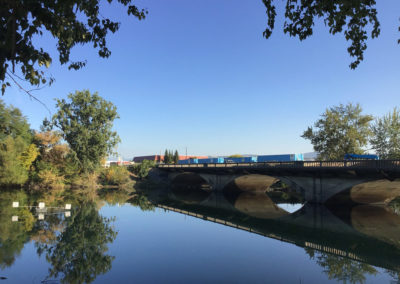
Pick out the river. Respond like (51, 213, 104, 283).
(0, 186, 399, 283)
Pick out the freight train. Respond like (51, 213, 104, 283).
(177, 154, 304, 165)
(344, 153, 379, 160)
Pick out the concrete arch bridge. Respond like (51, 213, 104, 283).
(158, 160, 400, 204)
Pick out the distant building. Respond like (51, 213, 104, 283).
(104, 156, 133, 167)
(133, 155, 208, 163)
(110, 161, 132, 166)
(133, 155, 164, 163)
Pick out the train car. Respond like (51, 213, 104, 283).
(178, 158, 199, 164)
(177, 159, 188, 164)
(257, 154, 304, 162)
(344, 153, 379, 160)
(198, 158, 225, 164)
(225, 156, 257, 163)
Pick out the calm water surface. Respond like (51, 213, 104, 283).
(0, 188, 399, 283)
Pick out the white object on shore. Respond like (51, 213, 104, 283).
(38, 202, 45, 209)
(12, 216, 18, 222)
(65, 211, 71, 217)
(65, 204, 71, 210)
(12, 202, 19, 208)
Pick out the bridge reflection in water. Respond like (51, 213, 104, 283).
(154, 183, 400, 276)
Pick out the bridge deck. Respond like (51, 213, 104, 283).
(158, 160, 400, 172)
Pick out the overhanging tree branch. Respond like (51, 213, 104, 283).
(6, 71, 51, 116)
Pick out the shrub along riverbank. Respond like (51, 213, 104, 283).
(0, 91, 134, 191)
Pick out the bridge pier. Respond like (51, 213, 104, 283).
(281, 176, 370, 203)
(197, 173, 240, 191)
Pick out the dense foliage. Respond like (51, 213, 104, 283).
(130, 160, 155, 179)
(0, 100, 33, 186)
(51, 90, 120, 173)
(174, 150, 179, 164)
(262, 0, 387, 69)
(0, 101, 31, 141)
(33, 131, 77, 189)
(370, 108, 400, 159)
(0, 1, 396, 95)
(302, 103, 373, 160)
(0, 93, 127, 189)
(164, 149, 179, 164)
(0, 0, 146, 94)
(0, 136, 30, 185)
(100, 166, 131, 186)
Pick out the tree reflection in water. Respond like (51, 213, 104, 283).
(305, 248, 377, 284)
(37, 202, 117, 284)
(129, 193, 155, 211)
(386, 270, 400, 284)
(0, 188, 121, 283)
(0, 190, 34, 269)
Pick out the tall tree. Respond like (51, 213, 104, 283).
(0, 1, 146, 94)
(370, 108, 400, 159)
(0, 136, 30, 185)
(51, 90, 120, 173)
(164, 149, 175, 164)
(0, 100, 33, 185)
(0, 100, 31, 142)
(302, 103, 373, 160)
(174, 150, 179, 164)
(164, 149, 169, 164)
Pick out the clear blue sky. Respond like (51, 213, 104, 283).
(3, 0, 400, 158)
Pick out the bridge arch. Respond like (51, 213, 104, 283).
(164, 168, 400, 204)
(169, 172, 211, 204)
(223, 174, 279, 193)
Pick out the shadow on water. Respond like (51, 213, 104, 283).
(152, 180, 400, 283)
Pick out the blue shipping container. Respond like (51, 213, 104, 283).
(257, 154, 304, 162)
(225, 157, 257, 163)
(198, 158, 225, 164)
(294, 154, 304, 161)
(344, 153, 378, 160)
(177, 159, 198, 164)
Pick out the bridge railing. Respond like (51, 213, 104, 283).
(157, 160, 400, 170)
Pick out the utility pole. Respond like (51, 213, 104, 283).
(186, 147, 187, 159)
